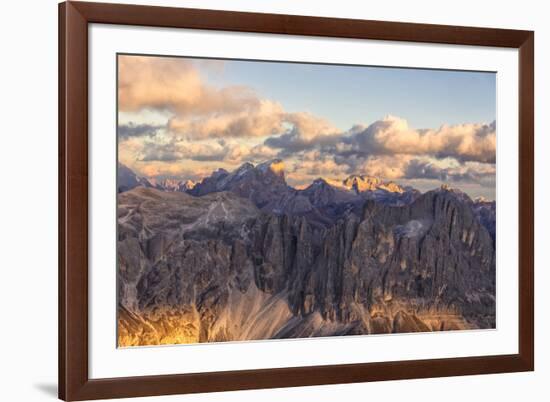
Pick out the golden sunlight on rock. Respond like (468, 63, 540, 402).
(117, 307, 200, 347)
(117, 299, 477, 347)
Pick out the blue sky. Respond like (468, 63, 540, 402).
(203, 58, 496, 131)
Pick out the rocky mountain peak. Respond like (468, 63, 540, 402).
(438, 184, 473, 204)
(474, 196, 493, 204)
(117, 162, 491, 238)
(211, 168, 229, 179)
(149, 178, 180, 191)
(378, 181, 405, 193)
(257, 159, 285, 178)
(300, 177, 356, 208)
(235, 162, 254, 175)
(306, 178, 343, 192)
(342, 174, 405, 194)
(179, 179, 196, 191)
(118, 176, 496, 346)
(189, 160, 289, 209)
(311, 177, 330, 186)
(225, 160, 287, 186)
(343, 174, 381, 191)
(118, 162, 154, 193)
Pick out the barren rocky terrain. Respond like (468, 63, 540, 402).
(117, 161, 496, 346)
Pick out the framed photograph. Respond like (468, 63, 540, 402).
(59, 1, 534, 400)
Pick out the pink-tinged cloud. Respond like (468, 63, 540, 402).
(119, 55, 259, 116)
(168, 99, 286, 139)
(118, 55, 289, 139)
(350, 115, 496, 163)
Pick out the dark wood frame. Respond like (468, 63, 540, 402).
(59, 1, 534, 400)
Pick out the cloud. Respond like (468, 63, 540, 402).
(132, 161, 215, 180)
(334, 153, 495, 183)
(136, 138, 279, 164)
(287, 150, 495, 186)
(138, 141, 184, 162)
(347, 115, 496, 163)
(118, 55, 244, 115)
(119, 55, 288, 139)
(117, 54, 495, 195)
(118, 123, 162, 140)
(138, 140, 230, 163)
(264, 115, 496, 165)
(404, 160, 496, 182)
(265, 112, 341, 152)
(260, 115, 497, 188)
(281, 150, 351, 187)
(119, 55, 349, 143)
(247, 144, 279, 160)
(348, 154, 413, 180)
(168, 99, 286, 139)
(122, 56, 486, 162)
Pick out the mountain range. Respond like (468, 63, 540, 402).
(118, 160, 493, 234)
(117, 160, 496, 346)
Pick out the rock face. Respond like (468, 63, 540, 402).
(118, 163, 196, 194)
(185, 162, 422, 225)
(473, 198, 496, 243)
(117, 175, 496, 346)
(343, 174, 405, 194)
(149, 178, 196, 192)
(190, 160, 290, 209)
(117, 162, 154, 193)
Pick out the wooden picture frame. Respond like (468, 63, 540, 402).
(59, 1, 534, 400)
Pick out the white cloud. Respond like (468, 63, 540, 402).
(168, 99, 286, 139)
(265, 112, 341, 152)
(119, 55, 288, 139)
(348, 115, 496, 163)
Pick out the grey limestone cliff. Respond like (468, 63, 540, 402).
(117, 180, 495, 346)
